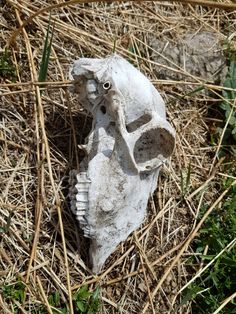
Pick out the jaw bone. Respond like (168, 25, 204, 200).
(69, 54, 175, 273)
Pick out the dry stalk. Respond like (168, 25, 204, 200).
(13, 7, 74, 313)
(7, 0, 236, 47)
(37, 276, 54, 314)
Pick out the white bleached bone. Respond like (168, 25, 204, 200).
(69, 54, 175, 273)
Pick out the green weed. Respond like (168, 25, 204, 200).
(45, 286, 101, 314)
(199, 55, 236, 312)
(73, 285, 101, 314)
(48, 291, 67, 314)
(0, 280, 26, 312)
(47, 286, 101, 314)
(0, 281, 101, 314)
(38, 12, 54, 87)
(0, 48, 16, 81)
(181, 179, 236, 313)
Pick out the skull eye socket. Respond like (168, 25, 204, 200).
(103, 81, 111, 90)
(133, 127, 175, 167)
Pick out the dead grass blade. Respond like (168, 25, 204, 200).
(7, 0, 236, 47)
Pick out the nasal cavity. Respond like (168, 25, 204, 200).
(126, 114, 152, 133)
(100, 105, 106, 114)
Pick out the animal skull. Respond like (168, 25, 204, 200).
(69, 54, 175, 273)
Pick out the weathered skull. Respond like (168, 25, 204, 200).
(69, 54, 175, 273)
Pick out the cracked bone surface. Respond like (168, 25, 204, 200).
(69, 54, 175, 273)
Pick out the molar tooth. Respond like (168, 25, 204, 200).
(76, 193, 88, 202)
(79, 221, 87, 227)
(75, 202, 87, 210)
(77, 214, 85, 220)
(75, 201, 88, 210)
(76, 172, 91, 182)
(83, 226, 90, 234)
(76, 211, 86, 218)
(69, 171, 90, 221)
(75, 183, 90, 192)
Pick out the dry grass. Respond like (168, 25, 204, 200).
(0, 1, 236, 313)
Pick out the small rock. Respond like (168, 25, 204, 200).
(149, 31, 227, 85)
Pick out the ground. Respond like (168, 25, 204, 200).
(0, 1, 236, 314)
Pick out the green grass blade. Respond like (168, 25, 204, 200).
(180, 171, 184, 198)
(38, 12, 54, 83)
(38, 14, 51, 82)
(180, 163, 191, 198)
(186, 162, 191, 192)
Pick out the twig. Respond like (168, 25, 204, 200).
(37, 276, 54, 314)
(140, 255, 156, 314)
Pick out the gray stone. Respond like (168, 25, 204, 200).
(150, 31, 227, 84)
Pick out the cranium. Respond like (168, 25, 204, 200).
(69, 54, 175, 273)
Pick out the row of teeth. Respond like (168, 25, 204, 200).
(69, 170, 91, 237)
